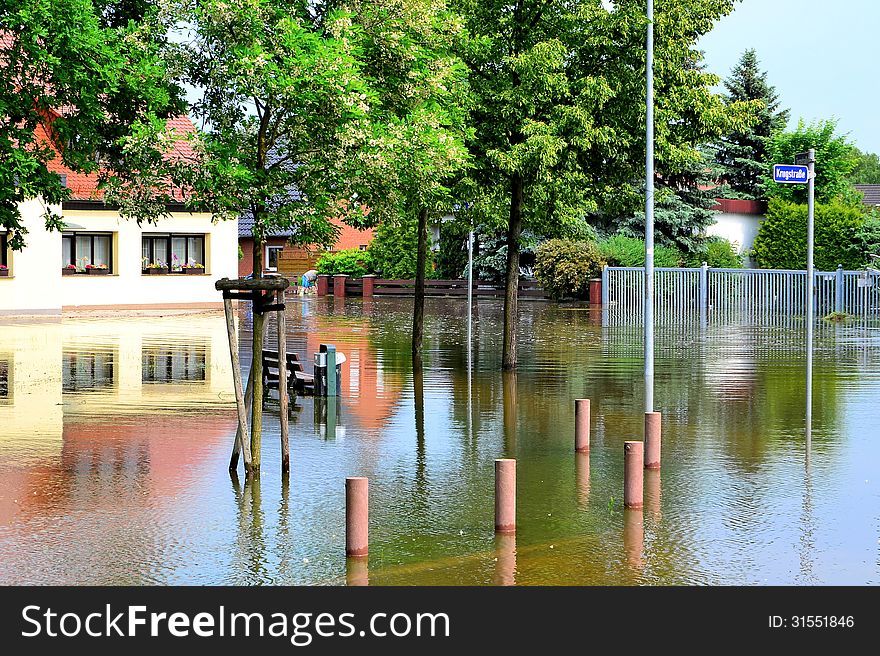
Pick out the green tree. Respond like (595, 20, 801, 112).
(348, 0, 470, 360)
(849, 148, 880, 185)
(0, 0, 182, 250)
(712, 48, 789, 199)
(452, 0, 756, 369)
(764, 120, 858, 204)
(752, 197, 865, 270)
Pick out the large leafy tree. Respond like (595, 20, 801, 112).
(0, 0, 182, 250)
(764, 119, 858, 205)
(452, 0, 757, 369)
(712, 48, 789, 199)
(347, 0, 470, 360)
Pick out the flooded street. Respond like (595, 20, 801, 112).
(1, 298, 879, 585)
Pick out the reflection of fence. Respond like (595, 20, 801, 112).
(602, 265, 880, 323)
(342, 277, 549, 299)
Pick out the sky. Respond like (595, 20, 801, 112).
(699, 0, 880, 154)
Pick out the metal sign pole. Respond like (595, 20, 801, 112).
(644, 0, 655, 415)
(467, 229, 474, 350)
(806, 148, 815, 433)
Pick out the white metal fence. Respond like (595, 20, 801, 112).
(602, 264, 880, 324)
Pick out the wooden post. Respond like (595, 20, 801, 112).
(222, 297, 252, 474)
(277, 289, 290, 473)
(229, 372, 253, 472)
(250, 293, 266, 477)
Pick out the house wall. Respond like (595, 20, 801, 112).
(706, 212, 763, 258)
(0, 199, 64, 314)
(0, 205, 238, 314)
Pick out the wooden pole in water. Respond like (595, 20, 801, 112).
(250, 292, 266, 477)
(575, 398, 590, 452)
(624, 441, 644, 509)
(346, 477, 369, 557)
(229, 372, 253, 472)
(495, 458, 516, 534)
(223, 296, 252, 475)
(277, 289, 290, 473)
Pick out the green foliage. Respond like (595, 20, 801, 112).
(764, 120, 858, 204)
(368, 216, 434, 279)
(435, 219, 472, 279)
(685, 237, 743, 268)
(534, 239, 605, 301)
(598, 235, 683, 268)
(712, 49, 789, 200)
(316, 248, 375, 277)
(0, 0, 183, 249)
(752, 198, 866, 270)
(856, 210, 880, 259)
(849, 149, 880, 185)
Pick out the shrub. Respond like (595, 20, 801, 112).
(534, 239, 605, 301)
(685, 237, 743, 268)
(598, 234, 683, 268)
(856, 210, 880, 263)
(368, 216, 434, 279)
(752, 198, 866, 270)
(316, 248, 374, 277)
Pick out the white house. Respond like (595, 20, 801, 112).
(0, 117, 238, 315)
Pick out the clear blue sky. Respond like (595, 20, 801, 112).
(699, 0, 879, 154)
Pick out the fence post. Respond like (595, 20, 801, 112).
(601, 265, 609, 306)
(835, 265, 844, 313)
(699, 261, 708, 323)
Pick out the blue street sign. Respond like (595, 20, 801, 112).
(773, 164, 809, 184)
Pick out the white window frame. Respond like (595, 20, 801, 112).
(265, 245, 283, 272)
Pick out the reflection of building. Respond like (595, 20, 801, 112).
(0, 117, 238, 315)
(0, 317, 236, 539)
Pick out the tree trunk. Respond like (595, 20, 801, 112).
(502, 173, 523, 370)
(412, 206, 429, 361)
(253, 235, 263, 279)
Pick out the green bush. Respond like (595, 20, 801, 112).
(316, 248, 374, 277)
(752, 198, 866, 270)
(598, 234, 683, 268)
(856, 210, 880, 263)
(534, 239, 605, 301)
(368, 216, 434, 279)
(685, 237, 743, 268)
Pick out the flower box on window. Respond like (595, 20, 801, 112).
(0, 267, 8, 277)
(86, 265, 109, 275)
(143, 266, 168, 275)
(62, 265, 76, 276)
(181, 266, 204, 275)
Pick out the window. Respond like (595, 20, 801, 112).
(266, 245, 283, 272)
(1, 232, 7, 267)
(358, 244, 368, 252)
(141, 234, 206, 273)
(62, 232, 112, 272)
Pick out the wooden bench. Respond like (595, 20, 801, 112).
(263, 349, 314, 395)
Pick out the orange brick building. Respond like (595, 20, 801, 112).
(238, 217, 374, 279)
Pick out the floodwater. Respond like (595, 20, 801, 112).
(0, 298, 879, 585)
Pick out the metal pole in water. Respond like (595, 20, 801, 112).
(644, 0, 655, 415)
(806, 148, 815, 434)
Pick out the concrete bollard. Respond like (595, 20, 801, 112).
(361, 274, 375, 298)
(333, 274, 348, 297)
(589, 278, 602, 305)
(644, 411, 661, 470)
(345, 477, 369, 557)
(495, 459, 516, 534)
(623, 441, 643, 509)
(575, 399, 590, 452)
(316, 274, 329, 297)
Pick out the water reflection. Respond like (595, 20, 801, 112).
(0, 300, 879, 585)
